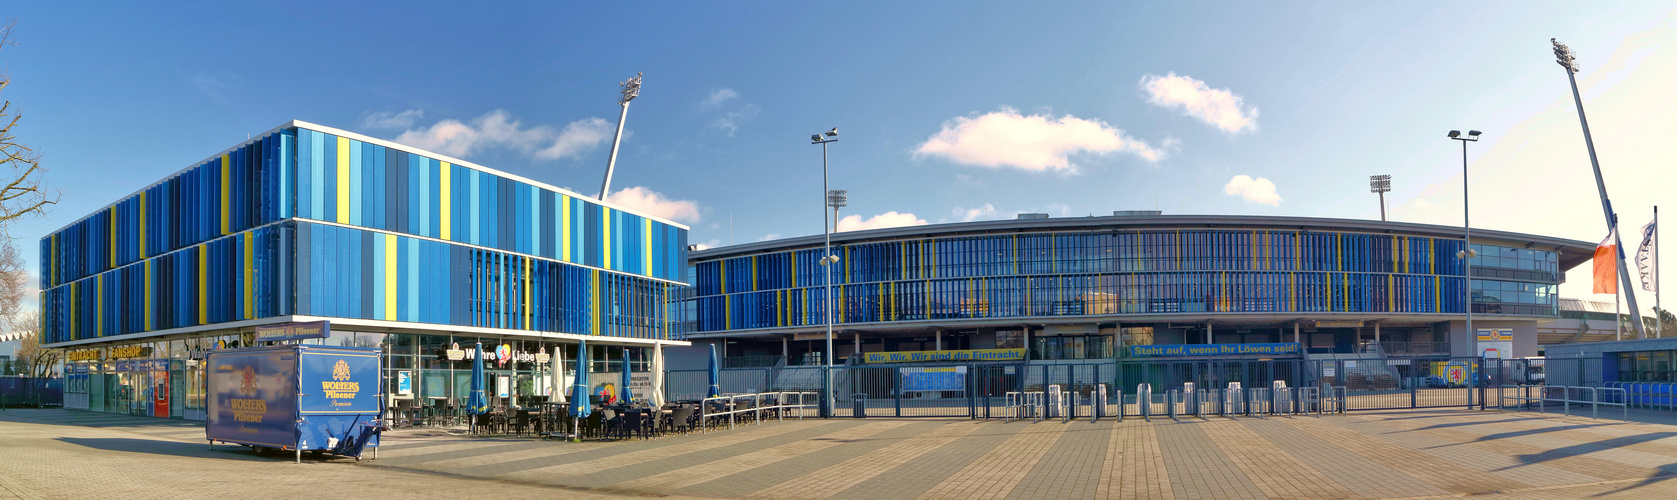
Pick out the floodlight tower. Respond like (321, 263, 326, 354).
(1553, 38, 1647, 337)
(598, 72, 643, 200)
(1370, 175, 1392, 221)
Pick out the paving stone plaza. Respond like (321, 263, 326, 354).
(6, 408, 1677, 499)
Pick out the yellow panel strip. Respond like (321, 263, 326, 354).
(440, 162, 452, 240)
(561, 195, 572, 262)
(336, 136, 350, 223)
(244, 232, 254, 319)
(751, 255, 759, 291)
(385, 234, 398, 319)
(109, 207, 117, 269)
(644, 218, 653, 276)
(221, 155, 231, 235)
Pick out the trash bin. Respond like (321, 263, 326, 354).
(852, 393, 867, 418)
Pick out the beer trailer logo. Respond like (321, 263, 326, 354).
(321, 359, 361, 404)
(231, 365, 266, 423)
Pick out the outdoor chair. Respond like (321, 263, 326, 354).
(511, 410, 532, 436)
(670, 405, 695, 434)
(600, 409, 619, 439)
(582, 411, 603, 439)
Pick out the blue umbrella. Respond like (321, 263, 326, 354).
(707, 344, 721, 399)
(620, 348, 634, 405)
(468, 342, 488, 415)
(571, 341, 591, 420)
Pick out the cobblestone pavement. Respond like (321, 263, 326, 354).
(7, 408, 1677, 499)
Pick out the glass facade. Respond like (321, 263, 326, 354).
(692, 229, 1564, 333)
(41, 122, 690, 346)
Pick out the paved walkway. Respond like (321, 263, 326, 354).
(7, 408, 1677, 498)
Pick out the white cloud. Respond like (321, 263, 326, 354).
(756, 233, 782, 242)
(837, 211, 929, 232)
(702, 88, 741, 108)
(1222, 175, 1282, 206)
(692, 239, 722, 251)
(392, 110, 611, 161)
(1140, 72, 1259, 133)
(360, 109, 425, 130)
(700, 88, 759, 137)
(914, 107, 1164, 173)
(951, 203, 999, 222)
(192, 71, 239, 104)
(604, 186, 701, 223)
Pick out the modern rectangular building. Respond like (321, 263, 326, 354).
(40, 120, 690, 419)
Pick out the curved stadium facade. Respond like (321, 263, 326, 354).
(687, 213, 1595, 366)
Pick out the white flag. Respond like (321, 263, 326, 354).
(1637, 220, 1657, 292)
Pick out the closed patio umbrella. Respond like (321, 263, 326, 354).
(570, 340, 591, 440)
(707, 343, 721, 399)
(620, 348, 634, 405)
(468, 342, 489, 433)
(551, 346, 566, 404)
(650, 343, 666, 407)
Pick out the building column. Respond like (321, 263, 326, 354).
(853, 333, 860, 357)
(1206, 322, 1214, 344)
(782, 336, 789, 359)
(1374, 322, 1382, 344)
(1293, 323, 1301, 344)
(935, 330, 943, 351)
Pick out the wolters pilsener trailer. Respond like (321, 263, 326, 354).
(206, 344, 382, 462)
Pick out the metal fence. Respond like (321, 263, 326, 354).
(0, 378, 63, 408)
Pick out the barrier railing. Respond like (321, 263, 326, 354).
(1604, 381, 1677, 410)
(1497, 385, 1626, 420)
(1004, 391, 1044, 423)
(698, 391, 820, 432)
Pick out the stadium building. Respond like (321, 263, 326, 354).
(40, 121, 689, 419)
(685, 212, 1595, 375)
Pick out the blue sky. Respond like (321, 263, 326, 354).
(3, 2, 1675, 321)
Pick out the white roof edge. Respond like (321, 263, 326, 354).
(43, 119, 690, 238)
(294, 121, 690, 230)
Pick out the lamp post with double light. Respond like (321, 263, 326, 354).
(1449, 130, 1481, 364)
(810, 128, 840, 416)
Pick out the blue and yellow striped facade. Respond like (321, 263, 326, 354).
(41, 121, 688, 346)
(692, 227, 1562, 333)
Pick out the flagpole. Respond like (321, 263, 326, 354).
(1657, 205, 1662, 338)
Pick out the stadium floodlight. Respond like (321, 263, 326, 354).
(599, 72, 644, 199)
(1370, 175, 1392, 221)
(1552, 38, 1647, 337)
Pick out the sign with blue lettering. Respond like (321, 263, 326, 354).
(254, 321, 330, 342)
(1128, 343, 1303, 358)
(206, 349, 298, 449)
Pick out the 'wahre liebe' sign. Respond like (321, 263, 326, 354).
(254, 321, 330, 342)
(1129, 343, 1302, 357)
(864, 348, 1026, 364)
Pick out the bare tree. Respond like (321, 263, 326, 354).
(14, 311, 55, 378)
(0, 21, 60, 227)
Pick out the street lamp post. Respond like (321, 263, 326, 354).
(811, 127, 839, 417)
(1449, 130, 1481, 360)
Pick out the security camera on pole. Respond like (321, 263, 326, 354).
(811, 127, 840, 417)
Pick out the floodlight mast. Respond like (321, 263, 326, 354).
(1553, 38, 1648, 337)
(1369, 175, 1392, 221)
(598, 72, 643, 200)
